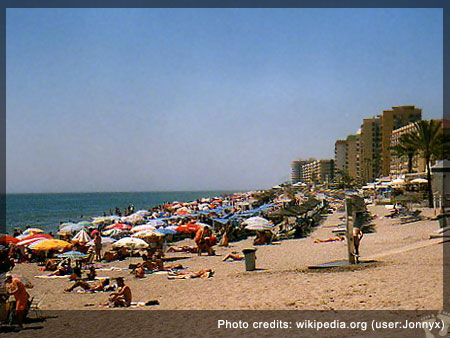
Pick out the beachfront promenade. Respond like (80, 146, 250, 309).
(12, 205, 443, 311)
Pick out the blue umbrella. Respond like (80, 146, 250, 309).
(57, 251, 88, 259)
(155, 228, 177, 235)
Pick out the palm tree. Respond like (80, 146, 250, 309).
(402, 120, 442, 207)
(391, 133, 417, 173)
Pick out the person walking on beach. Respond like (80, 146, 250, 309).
(94, 232, 102, 262)
(5, 273, 30, 329)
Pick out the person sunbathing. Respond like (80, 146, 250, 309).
(168, 268, 214, 279)
(49, 260, 72, 276)
(134, 266, 145, 278)
(108, 277, 132, 307)
(314, 237, 345, 243)
(222, 252, 244, 261)
(253, 231, 269, 245)
(166, 245, 197, 253)
(65, 278, 110, 292)
(44, 259, 58, 271)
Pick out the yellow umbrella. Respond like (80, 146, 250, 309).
(30, 239, 72, 251)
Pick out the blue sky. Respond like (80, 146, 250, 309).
(6, 8, 443, 193)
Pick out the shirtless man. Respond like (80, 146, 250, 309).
(5, 273, 30, 329)
(108, 277, 132, 307)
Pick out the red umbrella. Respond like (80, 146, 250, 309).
(175, 223, 200, 234)
(106, 223, 132, 230)
(174, 210, 191, 216)
(91, 230, 100, 237)
(0, 235, 20, 245)
(21, 234, 53, 241)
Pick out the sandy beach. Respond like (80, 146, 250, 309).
(10, 205, 444, 311)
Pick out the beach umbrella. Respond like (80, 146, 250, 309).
(131, 230, 164, 238)
(60, 223, 85, 233)
(155, 228, 177, 235)
(410, 178, 428, 184)
(77, 221, 94, 227)
(57, 250, 87, 259)
(174, 209, 191, 216)
(21, 233, 53, 241)
(130, 224, 156, 233)
(72, 229, 91, 243)
(0, 235, 20, 245)
(29, 239, 72, 251)
(175, 223, 200, 234)
(23, 228, 45, 236)
(17, 237, 47, 247)
(59, 222, 74, 229)
(243, 217, 273, 231)
(112, 237, 149, 249)
(105, 223, 132, 231)
(87, 236, 115, 246)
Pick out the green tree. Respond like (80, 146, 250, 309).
(391, 133, 417, 173)
(402, 120, 443, 207)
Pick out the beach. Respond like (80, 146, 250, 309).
(10, 205, 444, 311)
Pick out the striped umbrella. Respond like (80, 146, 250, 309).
(243, 217, 273, 231)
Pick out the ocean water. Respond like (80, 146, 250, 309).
(5, 191, 236, 234)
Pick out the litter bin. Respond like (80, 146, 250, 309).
(242, 248, 257, 271)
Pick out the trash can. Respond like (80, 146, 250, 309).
(242, 248, 257, 271)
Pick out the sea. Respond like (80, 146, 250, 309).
(4, 191, 237, 234)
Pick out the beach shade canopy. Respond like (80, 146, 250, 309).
(130, 224, 156, 233)
(175, 223, 200, 234)
(72, 229, 91, 243)
(174, 209, 192, 216)
(131, 230, 164, 238)
(155, 228, 177, 235)
(105, 223, 132, 231)
(57, 250, 88, 259)
(29, 239, 72, 251)
(410, 178, 428, 184)
(146, 219, 165, 227)
(0, 235, 20, 245)
(243, 217, 274, 231)
(17, 237, 47, 247)
(87, 236, 115, 246)
(60, 223, 86, 233)
(77, 221, 94, 227)
(23, 228, 45, 236)
(112, 237, 149, 249)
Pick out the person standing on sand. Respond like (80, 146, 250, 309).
(353, 227, 364, 259)
(5, 273, 30, 329)
(94, 232, 102, 262)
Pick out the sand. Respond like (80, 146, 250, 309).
(10, 205, 445, 311)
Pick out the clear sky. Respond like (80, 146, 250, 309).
(6, 8, 443, 193)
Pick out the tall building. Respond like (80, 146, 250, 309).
(334, 140, 347, 173)
(302, 159, 334, 183)
(358, 105, 422, 183)
(334, 135, 359, 181)
(380, 106, 422, 176)
(346, 134, 359, 180)
(359, 116, 382, 183)
(290, 159, 310, 183)
(390, 118, 450, 176)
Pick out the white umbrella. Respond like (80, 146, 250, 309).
(410, 178, 428, 184)
(130, 224, 156, 233)
(112, 237, 149, 249)
(243, 217, 273, 230)
(72, 229, 91, 243)
(131, 230, 164, 238)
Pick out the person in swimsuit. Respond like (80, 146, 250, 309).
(108, 277, 132, 307)
(5, 273, 30, 329)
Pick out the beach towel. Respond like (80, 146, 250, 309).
(35, 275, 69, 279)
